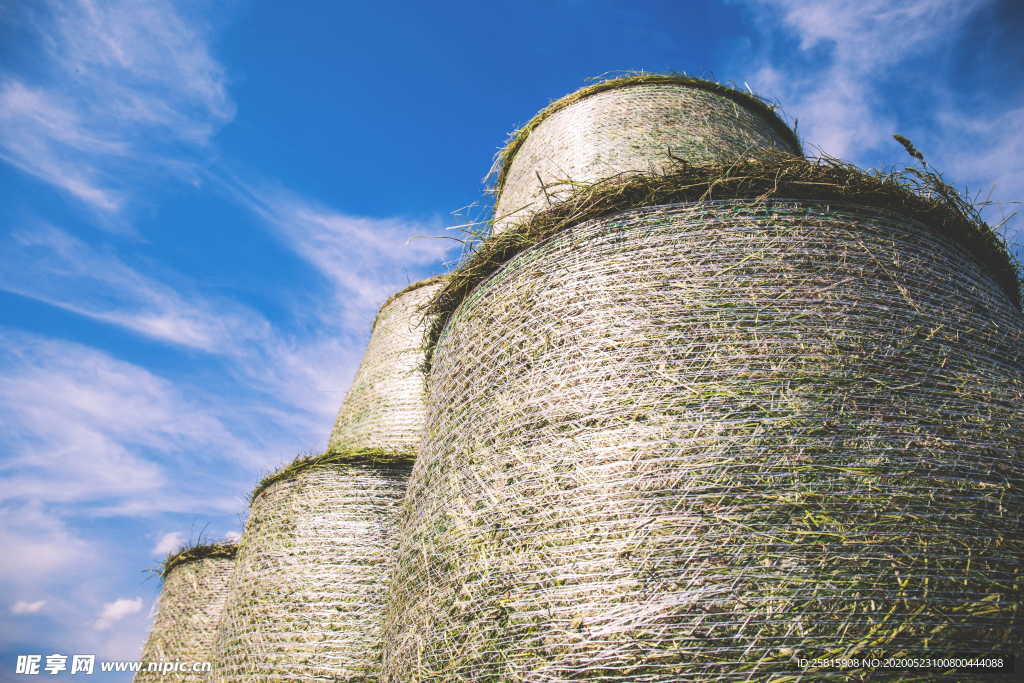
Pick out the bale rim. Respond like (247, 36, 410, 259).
(137, 542, 236, 682)
(327, 275, 447, 452)
(383, 198, 1024, 680)
(489, 73, 803, 198)
(427, 153, 1021, 372)
(489, 74, 804, 234)
(210, 447, 414, 681)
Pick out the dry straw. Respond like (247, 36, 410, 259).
(382, 157, 1024, 679)
(491, 74, 802, 233)
(209, 448, 413, 681)
(136, 543, 236, 682)
(327, 276, 446, 453)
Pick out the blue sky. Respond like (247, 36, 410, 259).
(1, 0, 1021, 678)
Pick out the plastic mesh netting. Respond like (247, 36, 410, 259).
(493, 77, 801, 234)
(381, 200, 1024, 680)
(327, 277, 445, 452)
(136, 547, 235, 682)
(210, 451, 413, 680)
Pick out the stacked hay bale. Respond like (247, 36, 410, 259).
(209, 449, 413, 680)
(381, 80, 1024, 679)
(328, 275, 447, 451)
(491, 74, 802, 233)
(136, 543, 236, 682)
(210, 277, 440, 680)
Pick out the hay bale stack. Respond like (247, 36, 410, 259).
(136, 543, 236, 682)
(210, 449, 413, 680)
(492, 74, 801, 233)
(381, 160, 1024, 680)
(327, 276, 446, 452)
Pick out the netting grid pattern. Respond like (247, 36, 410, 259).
(137, 558, 235, 682)
(210, 463, 410, 680)
(493, 85, 800, 233)
(328, 281, 443, 452)
(381, 200, 1024, 680)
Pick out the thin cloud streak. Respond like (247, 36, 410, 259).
(743, 0, 1022, 246)
(0, 223, 272, 353)
(217, 172, 456, 325)
(0, 328, 259, 511)
(0, 0, 233, 214)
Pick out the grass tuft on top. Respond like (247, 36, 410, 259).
(249, 447, 416, 505)
(161, 542, 237, 578)
(427, 150, 1021, 370)
(488, 73, 803, 198)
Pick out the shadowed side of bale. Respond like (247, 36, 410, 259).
(327, 277, 445, 452)
(136, 545, 236, 682)
(493, 76, 801, 233)
(381, 200, 1024, 680)
(209, 451, 412, 681)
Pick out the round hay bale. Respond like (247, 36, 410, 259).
(327, 276, 446, 453)
(136, 543, 236, 682)
(210, 449, 414, 680)
(492, 74, 801, 234)
(383, 192, 1023, 679)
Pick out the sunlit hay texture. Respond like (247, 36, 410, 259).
(327, 276, 446, 453)
(382, 199, 1024, 680)
(208, 450, 413, 681)
(136, 544, 236, 682)
(491, 74, 802, 234)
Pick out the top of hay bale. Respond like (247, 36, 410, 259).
(161, 542, 237, 578)
(427, 151, 1021, 369)
(371, 274, 448, 332)
(250, 447, 416, 504)
(489, 73, 803, 198)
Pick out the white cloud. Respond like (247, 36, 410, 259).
(94, 597, 144, 631)
(11, 600, 47, 615)
(152, 532, 186, 557)
(0, 224, 271, 352)
(0, 0, 233, 213)
(0, 502, 93, 589)
(219, 175, 456, 326)
(0, 328, 258, 511)
(741, 0, 1022, 248)
(745, 0, 985, 159)
(224, 530, 242, 542)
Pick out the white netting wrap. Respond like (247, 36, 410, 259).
(137, 552, 235, 682)
(381, 200, 1024, 680)
(493, 79, 800, 234)
(210, 454, 412, 680)
(327, 277, 445, 452)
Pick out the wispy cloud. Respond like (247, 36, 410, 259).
(94, 597, 144, 631)
(741, 0, 1023, 244)
(0, 0, 232, 214)
(220, 175, 456, 326)
(745, 0, 985, 159)
(11, 599, 47, 615)
(0, 328, 254, 512)
(0, 502, 93, 590)
(0, 223, 271, 352)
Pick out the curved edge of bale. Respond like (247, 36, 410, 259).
(427, 152, 1022, 371)
(161, 542, 238, 579)
(489, 73, 803, 197)
(370, 274, 449, 333)
(250, 447, 417, 505)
